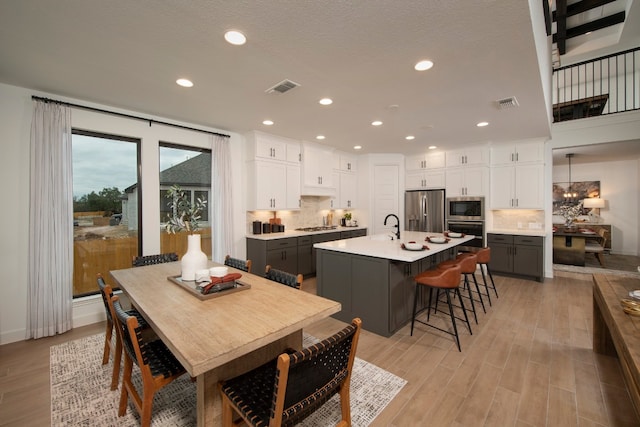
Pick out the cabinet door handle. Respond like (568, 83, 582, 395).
(516, 152, 519, 162)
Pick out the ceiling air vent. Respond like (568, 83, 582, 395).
(496, 96, 519, 109)
(266, 79, 300, 94)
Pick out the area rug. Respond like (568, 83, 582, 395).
(51, 333, 406, 426)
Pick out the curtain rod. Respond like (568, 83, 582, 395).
(31, 95, 230, 138)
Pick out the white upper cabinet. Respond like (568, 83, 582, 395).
(247, 131, 300, 163)
(301, 142, 334, 195)
(406, 169, 446, 190)
(445, 146, 488, 167)
(331, 151, 359, 208)
(406, 151, 445, 171)
(491, 141, 544, 166)
(445, 166, 488, 197)
(246, 131, 301, 210)
(491, 164, 543, 209)
(333, 151, 358, 173)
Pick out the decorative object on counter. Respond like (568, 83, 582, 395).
(401, 242, 428, 251)
(343, 212, 352, 226)
(444, 231, 464, 238)
(252, 220, 262, 234)
(164, 184, 208, 281)
(426, 236, 449, 244)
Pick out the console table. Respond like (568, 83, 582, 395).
(552, 230, 587, 266)
(592, 274, 640, 418)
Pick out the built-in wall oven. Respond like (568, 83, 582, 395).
(446, 196, 485, 248)
(446, 220, 484, 248)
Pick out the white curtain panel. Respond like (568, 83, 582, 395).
(211, 135, 234, 263)
(28, 100, 73, 338)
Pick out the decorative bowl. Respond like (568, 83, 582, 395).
(209, 266, 229, 277)
(447, 232, 463, 238)
(404, 241, 423, 250)
(429, 237, 447, 243)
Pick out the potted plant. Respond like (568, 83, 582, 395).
(165, 184, 208, 280)
(344, 212, 352, 227)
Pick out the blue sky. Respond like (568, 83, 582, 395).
(72, 134, 195, 198)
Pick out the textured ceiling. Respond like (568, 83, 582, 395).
(0, 1, 637, 157)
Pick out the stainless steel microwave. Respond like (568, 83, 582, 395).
(446, 196, 485, 221)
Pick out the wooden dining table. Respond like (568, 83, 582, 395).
(110, 261, 341, 426)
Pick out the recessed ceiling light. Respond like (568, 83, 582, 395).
(176, 78, 193, 88)
(316, 135, 325, 140)
(319, 98, 333, 105)
(405, 135, 415, 141)
(477, 121, 489, 127)
(262, 120, 274, 126)
(353, 145, 362, 150)
(428, 145, 437, 150)
(371, 120, 383, 126)
(224, 30, 246, 45)
(414, 60, 434, 71)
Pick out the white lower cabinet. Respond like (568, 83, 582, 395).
(491, 164, 543, 209)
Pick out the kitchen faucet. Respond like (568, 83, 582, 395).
(384, 214, 400, 240)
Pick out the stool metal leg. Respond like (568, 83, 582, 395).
(486, 264, 498, 298)
(444, 289, 462, 352)
(470, 272, 487, 313)
(478, 265, 492, 306)
(462, 274, 478, 324)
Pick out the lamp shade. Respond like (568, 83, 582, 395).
(583, 198, 605, 208)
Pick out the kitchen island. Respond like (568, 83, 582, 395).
(315, 231, 475, 337)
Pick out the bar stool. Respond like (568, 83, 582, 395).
(473, 247, 498, 300)
(411, 265, 471, 352)
(438, 252, 486, 324)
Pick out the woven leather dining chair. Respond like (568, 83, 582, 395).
(265, 265, 303, 290)
(224, 255, 252, 273)
(132, 252, 178, 267)
(96, 273, 148, 390)
(219, 317, 362, 427)
(112, 298, 186, 427)
(585, 228, 607, 267)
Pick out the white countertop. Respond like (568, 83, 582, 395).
(488, 228, 547, 237)
(313, 231, 475, 262)
(246, 226, 367, 240)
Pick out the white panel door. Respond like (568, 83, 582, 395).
(373, 165, 399, 235)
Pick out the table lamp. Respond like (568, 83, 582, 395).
(583, 198, 605, 222)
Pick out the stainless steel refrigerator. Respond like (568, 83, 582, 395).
(404, 189, 445, 232)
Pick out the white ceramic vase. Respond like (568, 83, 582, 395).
(181, 234, 208, 281)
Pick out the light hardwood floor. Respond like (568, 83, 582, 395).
(1, 271, 638, 426)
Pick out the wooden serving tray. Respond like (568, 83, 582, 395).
(167, 275, 251, 300)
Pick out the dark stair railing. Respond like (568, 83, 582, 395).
(553, 47, 640, 122)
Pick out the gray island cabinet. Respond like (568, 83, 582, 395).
(315, 232, 475, 337)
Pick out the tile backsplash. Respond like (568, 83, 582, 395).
(246, 196, 356, 234)
(492, 210, 545, 230)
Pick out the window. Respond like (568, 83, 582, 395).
(72, 130, 140, 298)
(159, 143, 212, 257)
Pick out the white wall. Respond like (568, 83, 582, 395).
(0, 83, 247, 344)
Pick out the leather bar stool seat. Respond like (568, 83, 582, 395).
(437, 252, 486, 324)
(471, 247, 498, 301)
(411, 265, 471, 352)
